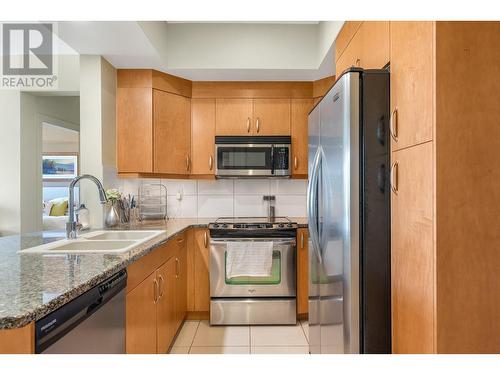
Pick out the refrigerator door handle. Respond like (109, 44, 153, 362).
(307, 147, 323, 263)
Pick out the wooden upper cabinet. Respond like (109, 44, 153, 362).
(116, 87, 153, 173)
(216, 98, 253, 135)
(390, 22, 434, 151)
(153, 90, 191, 174)
(291, 99, 313, 177)
(191, 99, 216, 175)
(126, 272, 157, 354)
(335, 21, 390, 77)
(391, 142, 434, 354)
(296, 228, 309, 316)
(253, 99, 291, 135)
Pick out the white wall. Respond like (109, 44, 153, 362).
(117, 178, 307, 219)
(0, 91, 21, 236)
(79, 55, 117, 229)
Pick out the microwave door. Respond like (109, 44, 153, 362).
(216, 145, 273, 177)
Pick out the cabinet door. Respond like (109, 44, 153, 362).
(391, 142, 434, 353)
(156, 258, 177, 354)
(297, 228, 309, 316)
(253, 99, 291, 135)
(126, 272, 157, 354)
(390, 21, 434, 151)
(216, 99, 253, 135)
(153, 90, 191, 174)
(175, 235, 187, 330)
(335, 25, 362, 77)
(191, 98, 216, 175)
(117, 87, 153, 173)
(291, 99, 313, 177)
(193, 228, 210, 312)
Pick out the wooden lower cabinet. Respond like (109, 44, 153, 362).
(190, 228, 210, 313)
(126, 272, 158, 354)
(391, 142, 434, 353)
(296, 228, 309, 317)
(126, 236, 187, 354)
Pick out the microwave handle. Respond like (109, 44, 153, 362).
(271, 144, 275, 175)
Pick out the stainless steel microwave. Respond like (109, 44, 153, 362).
(215, 136, 291, 178)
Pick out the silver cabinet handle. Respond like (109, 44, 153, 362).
(246, 117, 251, 133)
(158, 274, 164, 298)
(390, 161, 399, 194)
(294, 156, 298, 170)
(153, 278, 159, 303)
(256, 117, 260, 133)
(186, 155, 190, 171)
(175, 257, 180, 279)
(209, 155, 213, 171)
(300, 232, 304, 249)
(204, 231, 208, 248)
(390, 107, 398, 141)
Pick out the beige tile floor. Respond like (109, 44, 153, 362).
(169, 320, 310, 354)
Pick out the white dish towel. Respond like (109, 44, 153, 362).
(226, 241, 274, 278)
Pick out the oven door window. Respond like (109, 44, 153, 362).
(224, 250, 281, 285)
(217, 147, 272, 170)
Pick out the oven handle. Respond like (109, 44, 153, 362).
(210, 238, 296, 245)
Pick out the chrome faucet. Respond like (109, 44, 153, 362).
(66, 174, 108, 239)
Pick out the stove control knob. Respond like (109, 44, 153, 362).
(278, 223, 285, 228)
(213, 224, 219, 228)
(287, 224, 293, 228)
(222, 224, 228, 228)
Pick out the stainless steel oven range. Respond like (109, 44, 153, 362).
(209, 217, 297, 325)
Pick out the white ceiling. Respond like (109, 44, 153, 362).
(57, 21, 342, 81)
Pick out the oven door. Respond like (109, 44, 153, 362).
(215, 144, 274, 177)
(210, 238, 296, 297)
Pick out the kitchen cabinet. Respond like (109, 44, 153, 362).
(215, 98, 253, 135)
(125, 236, 187, 354)
(391, 142, 434, 354)
(0, 323, 34, 354)
(335, 21, 390, 77)
(253, 99, 291, 135)
(154, 90, 191, 174)
(116, 87, 153, 173)
(215, 98, 291, 136)
(296, 228, 309, 317)
(191, 98, 216, 176)
(116, 69, 192, 176)
(156, 257, 177, 354)
(192, 228, 210, 312)
(291, 99, 313, 177)
(390, 21, 434, 151)
(126, 272, 158, 354)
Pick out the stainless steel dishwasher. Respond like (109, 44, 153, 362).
(35, 269, 127, 354)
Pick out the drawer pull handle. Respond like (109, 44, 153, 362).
(153, 279, 159, 303)
(256, 117, 260, 133)
(390, 108, 398, 141)
(294, 156, 298, 170)
(204, 231, 208, 248)
(186, 155, 190, 171)
(390, 162, 399, 194)
(300, 232, 304, 249)
(158, 275, 164, 298)
(209, 155, 213, 170)
(175, 258, 180, 279)
(246, 117, 251, 133)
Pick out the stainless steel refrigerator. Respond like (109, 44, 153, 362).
(307, 68, 391, 354)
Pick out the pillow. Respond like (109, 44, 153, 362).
(50, 199, 68, 217)
(42, 201, 53, 216)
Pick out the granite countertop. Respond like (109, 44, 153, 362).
(0, 217, 307, 330)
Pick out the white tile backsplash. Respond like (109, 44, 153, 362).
(197, 195, 234, 218)
(198, 179, 234, 195)
(116, 177, 306, 219)
(270, 179, 307, 195)
(275, 195, 307, 217)
(234, 195, 269, 217)
(234, 179, 270, 195)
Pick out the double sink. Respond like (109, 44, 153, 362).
(21, 230, 166, 254)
